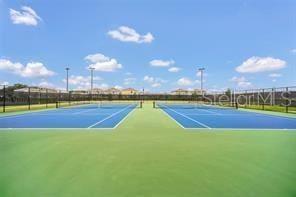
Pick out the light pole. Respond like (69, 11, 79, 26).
(65, 67, 70, 92)
(198, 68, 205, 96)
(89, 67, 95, 100)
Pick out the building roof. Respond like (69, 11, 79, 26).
(122, 88, 137, 91)
(106, 88, 120, 91)
(14, 87, 58, 93)
(171, 89, 190, 93)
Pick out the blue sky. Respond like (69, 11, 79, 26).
(0, 0, 295, 92)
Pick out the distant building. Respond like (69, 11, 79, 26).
(171, 89, 192, 95)
(71, 90, 89, 95)
(104, 88, 121, 95)
(192, 89, 206, 95)
(92, 88, 104, 94)
(171, 89, 206, 95)
(121, 88, 138, 95)
(14, 87, 58, 94)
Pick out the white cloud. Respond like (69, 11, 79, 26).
(36, 80, 66, 90)
(230, 76, 252, 88)
(108, 26, 154, 43)
(196, 70, 208, 77)
(114, 85, 123, 90)
(10, 6, 42, 26)
(85, 53, 122, 72)
(63, 75, 101, 90)
(143, 75, 154, 83)
(143, 75, 166, 88)
(38, 81, 55, 88)
(236, 56, 286, 73)
(0, 81, 9, 86)
(290, 49, 296, 53)
(150, 59, 175, 67)
(176, 78, 200, 87)
(125, 72, 132, 76)
(0, 59, 55, 78)
(96, 83, 109, 89)
(168, 67, 180, 72)
(124, 77, 136, 85)
(151, 83, 161, 88)
(21, 62, 55, 77)
(268, 73, 282, 78)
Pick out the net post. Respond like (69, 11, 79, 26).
(139, 101, 142, 108)
(56, 101, 59, 108)
(153, 101, 155, 108)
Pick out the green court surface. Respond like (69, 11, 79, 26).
(1, 104, 296, 197)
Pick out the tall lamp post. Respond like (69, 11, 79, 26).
(65, 67, 70, 92)
(198, 67, 205, 97)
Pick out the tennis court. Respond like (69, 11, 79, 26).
(155, 102, 296, 130)
(0, 102, 140, 129)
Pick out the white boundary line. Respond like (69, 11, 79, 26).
(87, 105, 134, 129)
(182, 113, 264, 116)
(158, 105, 211, 129)
(182, 127, 296, 131)
(157, 105, 296, 131)
(73, 108, 99, 115)
(0, 127, 295, 131)
(159, 108, 185, 129)
(113, 107, 137, 129)
(0, 105, 138, 130)
(236, 109, 296, 120)
(196, 108, 221, 115)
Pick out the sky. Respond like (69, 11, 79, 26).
(0, 0, 295, 93)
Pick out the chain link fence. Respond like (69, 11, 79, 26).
(232, 86, 296, 113)
(0, 85, 295, 113)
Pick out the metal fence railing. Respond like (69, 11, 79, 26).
(0, 85, 295, 113)
(231, 86, 296, 113)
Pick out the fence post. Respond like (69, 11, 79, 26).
(271, 88, 275, 106)
(28, 87, 31, 110)
(262, 89, 265, 110)
(3, 85, 6, 112)
(286, 87, 289, 113)
(68, 91, 71, 106)
(39, 88, 41, 104)
(245, 90, 247, 108)
(57, 90, 61, 108)
(233, 89, 236, 108)
(46, 89, 48, 108)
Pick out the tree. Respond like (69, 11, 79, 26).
(225, 88, 231, 97)
(6, 83, 28, 96)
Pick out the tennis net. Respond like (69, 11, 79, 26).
(99, 101, 142, 109)
(153, 101, 238, 110)
(57, 101, 142, 109)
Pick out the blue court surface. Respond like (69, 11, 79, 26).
(158, 104, 296, 130)
(0, 104, 137, 129)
